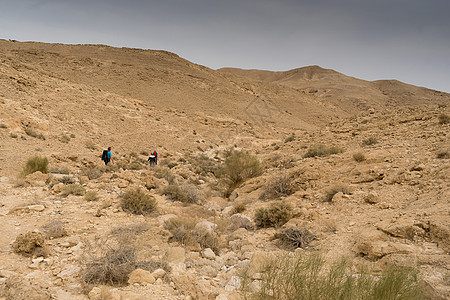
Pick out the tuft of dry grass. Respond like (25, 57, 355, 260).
(254, 201, 292, 228)
(24, 127, 46, 140)
(121, 188, 157, 215)
(21, 156, 48, 176)
(260, 172, 296, 200)
(61, 184, 86, 197)
(303, 144, 343, 158)
(324, 184, 352, 202)
(275, 227, 316, 250)
(438, 113, 449, 124)
(84, 191, 99, 201)
(362, 137, 378, 146)
(161, 184, 200, 204)
(12, 232, 47, 257)
(353, 152, 366, 162)
(41, 220, 67, 239)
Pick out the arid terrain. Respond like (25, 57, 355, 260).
(0, 40, 449, 299)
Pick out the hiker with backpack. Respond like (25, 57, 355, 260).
(148, 150, 158, 167)
(101, 147, 112, 165)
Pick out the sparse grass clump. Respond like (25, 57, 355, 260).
(275, 227, 316, 250)
(41, 220, 67, 239)
(10, 133, 18, 138)
(84, 191, 99, 202)
(260, 172, 295, 200)
(22, 156, 48, 176)
(121, 188, 157, 215)
(254, 201, 292, 228)
(284, 134, 295, 143)
(324, 184, 352, 202)
(438, 113, 449, 124)
(303, 144, 343, 158)
(162, 184, 200, 204)
(362, 137, 378, 146)
(154, 167, 175, 184)
(59, 134, 71, 143)
(85, 141, 97, 150)
(250, 254, 424, 300)
(81, 166, 105, 180)
(61, 183, 85, 197)
(49, 166, 70, 174)
(24, 127, 46, 140)
(232, 201, 247, 214)
(0, 123, 8, 128)
(12, 232, 46, 256)
(353, 152, 366, 162)
(436, 150, 449, 159)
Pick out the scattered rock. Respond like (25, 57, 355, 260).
(128, 268, 155, 285)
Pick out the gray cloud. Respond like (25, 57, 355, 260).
(0, 0, 448, 92)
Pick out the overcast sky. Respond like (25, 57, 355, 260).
(0, 0, 449, 92)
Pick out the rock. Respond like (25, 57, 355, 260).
(216, 294, 228, 300)
(202, 248, 216, 260)
(200, 265, 218, 278)
(222, 206, 234, 216)
(165, 247, 185, 264)
(230, 213, 253, 230)
(57, 265, 81, 280)
(151, 268, 166, 279)
(429, 221, 450, 252)
(364, 192, 380, 204)
(377, 219, 426, 240)
(52, 183, 65, 193)
(225, 276, 242, 291)
(195, 220, 217, 235)
(247, 280, 262, 293)
(331, 192, 345, 203)
(27, 204, 45, 212)
(128, 268, 155, 285)
(170, 273, 198, 299)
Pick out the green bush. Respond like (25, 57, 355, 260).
(254, 201, 292, 228)
(303, 144, 343, 158)
(121, 189, 157, 215)
(249, 254, 424, 300)
(22, 156, 48, 176)
(61, 184, 86, 197)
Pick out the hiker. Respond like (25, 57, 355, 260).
(101, 147, 112, 165)
(148, 150, 158, 167)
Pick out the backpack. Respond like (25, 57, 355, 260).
(101, 150, 108, 161)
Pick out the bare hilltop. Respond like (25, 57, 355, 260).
(0, 40, 449, 299)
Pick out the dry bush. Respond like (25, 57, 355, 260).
(0, 123, 7, 128)
(84, 191, 99, 202)
(49, 166, 70, 174)
(121, 188, 157, 215)
(436, 150, 449, 159)
(438, 113, 449, 124)
(249, 254, 425, 300)
(275, 227, 316, 250)
(24, 128, 45, 140)
(41, 220, 67, 239)
(254, 202, 292, 228)
(109, 223, 149, 236)
(303, 144, 343, 158)
(162, 184, 200, 204)
(12, 232, 47, 257)
(284, 134, 296, 143)
(324, 185, 352, 202)
(21, 156, 48, 176)
(82, 243, 137, 286)
(85, 141, 97, 150)
(362, 137, 378, 146)
(51, 175, 75, 186)
(61, 183, 86, 197)
(353, 152, 366, 162)
(81, 166, 105, 180)
(154, 167, 175, 184)
(59, 134, 71, 143)
(232, 201, 247, 214)
(260, 172, 296, 200)
(128, 160, 143, 170)
(10, 133, 18, 138)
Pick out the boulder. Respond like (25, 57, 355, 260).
(128, 268, 155, 285)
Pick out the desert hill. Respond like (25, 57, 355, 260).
(0, 40, 449, 299)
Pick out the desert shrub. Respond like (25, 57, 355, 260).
(59, 134, 71, 143)
(254, 201, 292, 228)
(167, 162, 178, 169)
(260, 172, 295, 200)
(250, 254, 424, 300)
(12, 232, 46, 256)
(61, 184, 85, 197)
(128, 161, 143, 170)
(436, 150, 449, 159)
(154, 167, 175, 184)
(121, 188, 157, 215)
(362, 137, 378, 146)
(109, 223, 149, 236)
(24, 127, 45, 140)
(82, 244, 137, 286)
(162, 184, 200, 204)
(85, 141, 97, 150)
(164, 217, 220, 254)
(324, 184, 352, 202)
(84, 191, 99, 201)
(10, 133, 18, 138)
(284, 134, 296, 143)
(232, 201, 247, 214)
(81, 166, 105, 180)
(141, 151, 149, 156)
(275, 227, 316, 250)
(22, 156, 48, 176)
(0, 123, 8, 128)
(52, 175, 75, 185)
(353, 152, 366, 162)
(49, 166, 70, 174)
(129, 151, 139, 158)
(438, 113, 449, 124)
(188, 154, 221, 176)
(41, 220, 67, 239)
(303, 144, 343, 158)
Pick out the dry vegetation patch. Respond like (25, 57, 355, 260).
(61, 183, 85, 197)
(324, 184, 352, 202)
(260, 172, 296, 200)
(12, 232, 47, 257)
(275, 227, 316, 250)
(21, 156, 48, 176)
(41, 220, 67, 239)
(121, 188, 157, 215)
(303, 144, 343, 158)
(254, 202, 292, 228)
